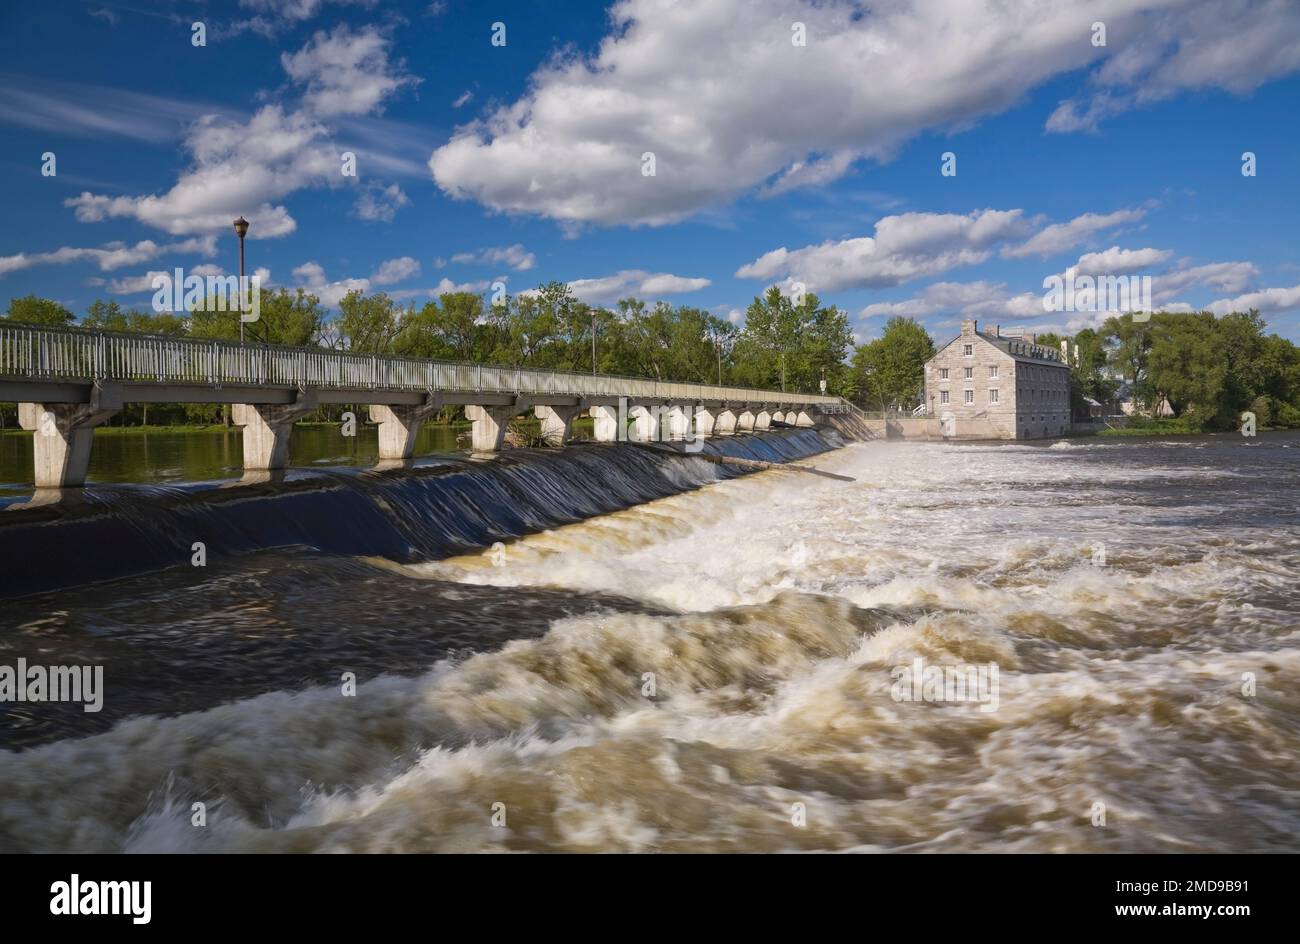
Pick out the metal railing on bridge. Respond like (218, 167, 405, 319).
(0, 322, 841, 408)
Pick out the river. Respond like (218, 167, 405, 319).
(1, 431, 1297, 852)
(0, 423, 469, 496)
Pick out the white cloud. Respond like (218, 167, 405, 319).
(371, 256, 421, 285)
(859, 257, 1273, 329)
(736, 209, 1031, 292)
(103, 263, 233, 296)
(65, 105, 327, 237)
(1049, 0, 1300, 132)
(354, 183, 410, 222)
(64, 26, 414, 238)
(861, 280, 1043, 321)
(0, 236, 215, 277)
(281, 24, 418, 118)
(228, 1, 379, 37)
(389, 278, 494, 302)
(103, 270, 168, 295)
(1074, 246, 1172, 276)
(428, 0, 1300, 227)
(449, 244, 536, 272)
(1154, 261, 1259, 303)
(566, 270, 711, 304)
(293, 261, 369, 307)
(452, 91, 473, 109)
(1207, 283, 1300, 316)
(1003, 209, 1147, 259)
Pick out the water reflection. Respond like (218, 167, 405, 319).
(0, 422, 474, 495)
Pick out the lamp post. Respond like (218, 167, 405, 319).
(233, 216, 249, 343)
(591, 309, 598, 375)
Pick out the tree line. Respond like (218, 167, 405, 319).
(9, 288, 1294, 433)
(1, 284, 853, 427)
(846, 310, 1300, 431)
(1036, 311, 1300, 430)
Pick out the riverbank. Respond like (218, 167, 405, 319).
(1094, 419, 1299, 437)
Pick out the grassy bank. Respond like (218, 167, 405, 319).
(1095, 417, 1297, 437)
(1095, 418, 1203, 437)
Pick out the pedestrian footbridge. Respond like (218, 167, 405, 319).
(0, 323, 846, 487)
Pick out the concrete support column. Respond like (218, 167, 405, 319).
(534, 404, 580, 446)
(464, 404, 517, 452)
(232, 389, 318, 471)
(772, 411, 786, 424)
(694, 409, 717, 437)
(755, 410, 773, 430)
(736, 410, 756, 432)
(369, 397, 442, 460)
(18, 384, 121, 487)
(714, 410, 738, 435)
(795, 410, 815, 428)
(664, 405, 690, 441)
(630, 404, 662, 442)
(590, 404, 622, 442)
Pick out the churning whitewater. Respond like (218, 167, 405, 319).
(2, 434, 1298, 852)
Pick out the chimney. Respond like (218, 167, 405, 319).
(995, 324, 1001, 338)
(961, 319, 977, 336)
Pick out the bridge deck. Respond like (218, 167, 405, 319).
(0, 323, 838, 410)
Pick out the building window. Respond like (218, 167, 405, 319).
(940, 368, 949, 379)
(963, 344, 973, 356)
(989, 366, 998, 378)
(941, 390, 950, 404)
(964, 367, 973, 379)
(988, 389, 999, 404)
(964, 390, 974, 405)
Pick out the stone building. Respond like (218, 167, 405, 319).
(923, 320, 1072, 439)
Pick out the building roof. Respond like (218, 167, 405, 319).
(932, 330, 1069, 368)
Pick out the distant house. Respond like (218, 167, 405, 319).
(923, 320, 1072, 439)
(1116, 380, 1174, 417)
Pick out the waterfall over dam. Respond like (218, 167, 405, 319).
(0, 427, 839, 599)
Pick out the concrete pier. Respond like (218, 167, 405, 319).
(630, 404, 662, 443)
(369, 396, 443, 460)
(465, 404, 518, 452)
(694, 408, 717, 437)
(736, 410, 756, 432)
(755, 409, 772, 430)
(18, 382, 121, 488)
(664, 405, 691, 441)
(591, 404, 622, 442)
(534, 404, 581, 445)
(232, 389, 319, 471)
(714, 409, 738, 435)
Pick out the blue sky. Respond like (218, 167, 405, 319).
(1, 0, 1298, 343)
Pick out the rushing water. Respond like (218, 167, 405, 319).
(1, 431, 1298, 852)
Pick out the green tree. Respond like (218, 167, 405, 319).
(337, 290, 404, 353)
(4, 295, 75, 326)
(732, 287, 851, 393)
(1102, 312, 1154, 407)
(83, 299, 187, 335)
(851, 317, 935, 410)
(1146, 312, 1224, 419)
(190, 287, 324, 346)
